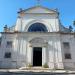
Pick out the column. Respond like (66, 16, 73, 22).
(48, 41, 54, 69)
(55, 41, 64, 69)
(27, 43, 32, 65)
(42, 47, 47, 65)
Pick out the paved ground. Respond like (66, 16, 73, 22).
(0, 67, 75, 75)
(0, 73, 67, 75)
(0, 72, 74, 75)
(0, 69, 75, 75)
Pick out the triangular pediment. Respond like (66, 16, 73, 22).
(24, 6, 57, 14)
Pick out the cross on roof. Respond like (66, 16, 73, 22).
(36, 0, 50, 6)
(36, 0, 42, 6)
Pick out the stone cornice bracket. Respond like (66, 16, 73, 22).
(44, 42, 48, 47)
(18, 8, 25, 17)
(29, 43, 32, 47)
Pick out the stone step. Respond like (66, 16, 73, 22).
(19, 67, 50, 70)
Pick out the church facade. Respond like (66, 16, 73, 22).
(0, 6, 75, 69)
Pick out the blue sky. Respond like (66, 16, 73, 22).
(0, 0, 75, 32)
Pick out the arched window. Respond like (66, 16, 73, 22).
(28, 23, 47, 32)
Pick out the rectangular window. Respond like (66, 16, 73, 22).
(4, 52, 11, 58)
(63, 42, 70, 49)
(0, 37, 2, 41)
(65, 53, 71, 59)
(0, 41, 1, 47)
(63, 42, 70, 53)
(6, 41, 12, 48)
(0, 37, 2, 47)
(63, 42, 71, 59)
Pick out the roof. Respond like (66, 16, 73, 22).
(18, 6, 58, 14)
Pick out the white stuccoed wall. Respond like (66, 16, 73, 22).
(15, 14, 59, 32)
(0, 6, 75, 69)
(61, 34, 75, 69)
(15, 7, 59, 32)
(0, 32, 75, 69)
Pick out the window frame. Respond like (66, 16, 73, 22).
(0, 37, 2, 47)
(63, 42, 70, 49)
(6, 41, 12, 48)
(4, 52, 11, 58)
(64, 53, 71, 59)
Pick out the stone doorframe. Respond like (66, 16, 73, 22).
(27, 37, 48, 66)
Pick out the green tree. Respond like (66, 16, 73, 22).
(73, 20, 75, 26)
(69, 25, 73, 32)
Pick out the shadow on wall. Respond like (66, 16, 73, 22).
(47, 38, 75, 70)
(0, 51, 27, 69)
(0, 37, 74, 70)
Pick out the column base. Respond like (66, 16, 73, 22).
(56, 62, 64, 69)
(48, 62, 64, 69)
(49, 63, 55, 69)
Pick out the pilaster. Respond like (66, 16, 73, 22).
(27, 43, 32, 65)
(42, 47, 47, 65)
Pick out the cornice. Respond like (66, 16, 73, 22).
(0, 31, 75, 35)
